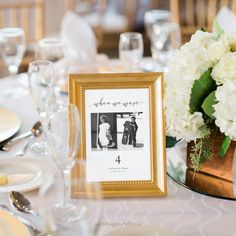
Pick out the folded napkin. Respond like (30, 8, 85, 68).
(0, 172, 36, 188)
(216, 7, 236, 33)
(60, 11, 97, 66)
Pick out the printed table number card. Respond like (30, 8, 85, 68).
(69, 73, 166, 197)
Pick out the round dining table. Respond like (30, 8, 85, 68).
(0, 71, 236, 236)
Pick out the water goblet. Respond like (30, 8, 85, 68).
(37, 37, 65, 62)
(37, 37, 68, 94)
(0, 27, 27, 98)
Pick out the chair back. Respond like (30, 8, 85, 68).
(170, 0, 236, 41)
(0, 0, 44, 42)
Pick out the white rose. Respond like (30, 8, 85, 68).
(214, 81, 236, 140)
(226, 33, 236, 51)
(207, 35, 230, 63)
(211, 52, 236, 84)
(187, 30, 217, 49)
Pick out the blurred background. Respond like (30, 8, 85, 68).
(0, 0, 234, 77)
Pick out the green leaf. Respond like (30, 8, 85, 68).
(219, 136, 231, 159)
(213, 20, 224, 37)
(200, 27, 206, 32)
(189, 69, 217, 114)
(201, 91, 217, 118)
(166, 136, 179, 148)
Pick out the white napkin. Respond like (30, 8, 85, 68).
(7, 173, 35, 186)
(216, 7, 236, 33)
(60, 11, 97, 66)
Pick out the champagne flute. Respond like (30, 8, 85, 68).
(0, 27, 26, 98)
(28, 60, 55, 154)
(119, 32, 143, 72)
(46, 103, 81, 223)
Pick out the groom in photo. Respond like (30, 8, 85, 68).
(128, 116, 138, 147)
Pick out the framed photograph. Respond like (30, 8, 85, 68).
(69, 73, 166, 197)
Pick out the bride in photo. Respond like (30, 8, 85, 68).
(98, 115, 114, 150)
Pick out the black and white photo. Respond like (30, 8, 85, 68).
(91, 112, 144, 151)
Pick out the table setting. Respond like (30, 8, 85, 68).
(0, 4, 236, 236)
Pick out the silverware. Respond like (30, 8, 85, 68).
(9, 191, 39, 217)
(0, 204, 47, 236)
(2, 121, 42, 151)
(15, 135, 37, 156)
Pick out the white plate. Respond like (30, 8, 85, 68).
(0, 209, 31, 236)
(0, 108, 21, 142)
(0, 157, 52, 193)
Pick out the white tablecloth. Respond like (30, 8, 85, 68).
(0, 74, 236, 236)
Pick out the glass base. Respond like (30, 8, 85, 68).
(30, 141, 49, 155)
(52, 202, 87, 223)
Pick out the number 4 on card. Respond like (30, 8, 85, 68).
(115, 156, 121, 164)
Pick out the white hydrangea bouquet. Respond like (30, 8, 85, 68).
(165, 22, 236, 171)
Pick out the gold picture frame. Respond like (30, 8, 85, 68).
(69, 73, 166, 197)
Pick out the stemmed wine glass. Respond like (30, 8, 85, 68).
(0, 27, 27, 98)
(46, 103, 81, 223)
(119, 32, 143, 72)
(28, 60, 55, 154)
(37, 37, 65, 62)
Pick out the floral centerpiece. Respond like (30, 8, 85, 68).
(165, 22, 236, 172)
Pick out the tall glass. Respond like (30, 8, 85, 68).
(144, 10, 181, 71)
(28, 60, 55, 154)
(150, 22, 181, 69)
(0, 27, 26, 98)
(46, 104, 81, 223)
(144, 10, 171, 39)
(119, 32, 143, 72)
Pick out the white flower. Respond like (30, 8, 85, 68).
(185, 30, 217, 50)
(226, 33, 236, 51)
(214, 81, 236, 141)
(207, 35, 230, 63)
(165, 30, 217, 141)
(211, 52, 236, 84)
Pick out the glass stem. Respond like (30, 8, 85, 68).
(39, 112, 48, 141)
(62, 170, 71, 206)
